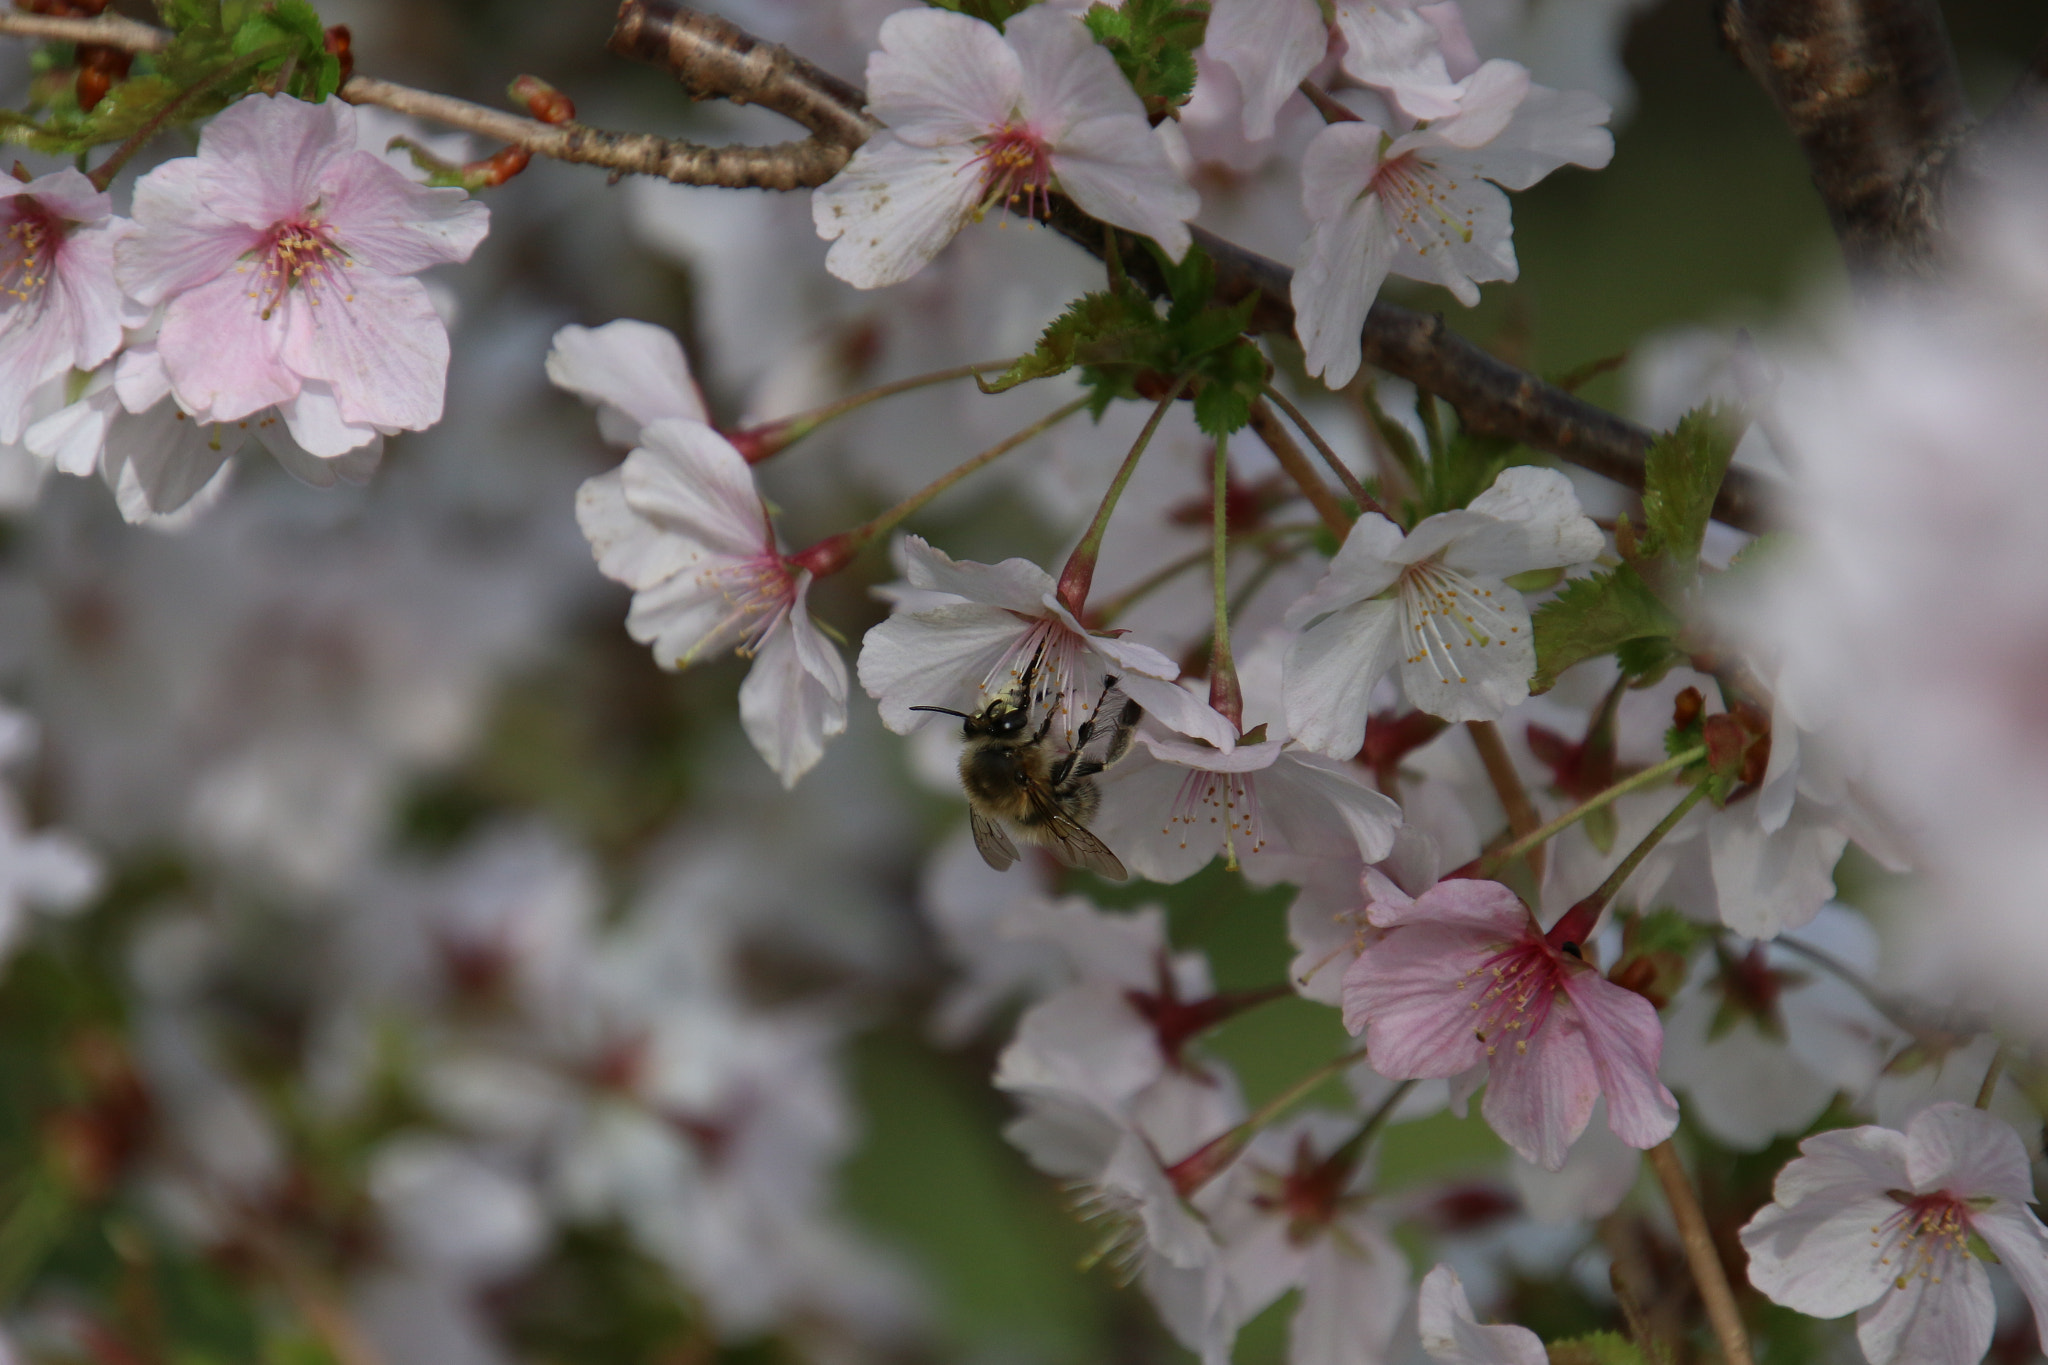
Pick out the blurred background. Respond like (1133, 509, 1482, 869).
(0, 0, 2044, 1362)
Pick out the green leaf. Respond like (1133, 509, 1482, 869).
(1547, 1330, 1651, 1365)
(978, 289, 1159, 393)
(1530, 565, 1680, 694)
(921, 0, 1037, 27)
(1614, 633, 1685, 686)
(1640, 403, 1741, 581)
(1083, 0, 1204, 119)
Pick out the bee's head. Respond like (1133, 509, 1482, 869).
(979, 699, 1029, 739)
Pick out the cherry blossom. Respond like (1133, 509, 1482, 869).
(1340, 876, 1677, 1170)
(1091, 728, 1401, 883)
(0, 169, 134, 445)
(1208, 1113, 1413, 1365)
(812, 6, 1197, 289)
(1204, 0, 1330, 140)
(1335, 0, 1482, 120)
(115, 94, 488, 458)
(858, 535, 1237, 750)
(1418, 1263, 1546, 1365)
(544, 317, 708, 445)
(575, 417, 846, 786)
(1741, 1102, 2048, 1365)
(1283, 465, 1603, 748)
(1292, 61, 1612, 387)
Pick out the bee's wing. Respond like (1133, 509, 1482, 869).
(970, 809, 1021, 872)
(1053, 685, 1143, 785)
(1022, 786, 1128, 882)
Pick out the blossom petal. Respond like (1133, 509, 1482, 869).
(1340, 920, 1495, 1076)
(1116, 672, 1239, 750)
(117, 158, 263, 305)
(1292, 1225, 1408, 1365)
(1366, 876, 1525, 931)
(1970, 1202, 2048, 1355)
(1333, 0, 1462, 121)
(620, 419, 771, 561)
(1854, 1256, 1993, 1365)
(157, 271, 299, 422)
(1382, 159, 1516, 305)
(547, 320, 708, 444)
(858, 602, 1033, 733)
(1207, 0, 1327, 141)
(1902, 1102, 2036, 1202)
(867, 8, 1021, 146)
(1708, 807, 1844, 939)
(1418, 1263, 1546, 1365)
(738, 585, 847, 787)
(1261, 751, 1401, 863)
(1474, 83, 1614, 190)
(1481, 1001, 1600, 1170)
(1285, 511, 1408, 625)
(1442, 466, 1605, 576)
(1051, 116, 1197, 261)
(1558, 971, 1678, 1150)
(1293, 182, 1397, 388)
(1740, 1134, 1910, 1318)
(198, 94, 353, 228)
(814, 136, 984, 290)
(1283, 599, 1404, 760)
(319, 150, 488, 273)
(1394, 567, 1533, 723)
(578, 468, 703, 591)
(903, 534, 1053, 613)
(278, 268, 450, 433)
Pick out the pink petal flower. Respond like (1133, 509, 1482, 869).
(116, 94, 488, 456)
(1341, 877, 1676, 1169)
(0, 170, 132, 442)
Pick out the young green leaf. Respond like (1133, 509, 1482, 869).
(1530, 565, 1680, 694)
(1640, 403, 1740, 582)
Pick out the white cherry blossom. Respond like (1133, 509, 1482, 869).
(1283, 465, 1603, 749)
(858, 535, 1237, 750)
(575, 417, 847, 786)
(1292, 60, 1612, 387)
(1741, 1102, 2048, 1365)
(813, 6, 1197, 289)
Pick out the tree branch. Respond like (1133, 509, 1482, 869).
(1718, 0, 1970, 276)
(606, 4, 1776, 532)
(0, 4, 1781, 532)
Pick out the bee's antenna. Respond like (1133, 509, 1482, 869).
(908, 705, 971, 719)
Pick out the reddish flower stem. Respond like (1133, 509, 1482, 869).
(1247, 398, 1351, 542)
(1055, 375, 1191, 618)
(728, 357, 1017, 463)
(1466, 720, 1545, 884)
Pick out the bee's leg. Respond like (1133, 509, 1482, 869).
(1099, 697, 1141, 767)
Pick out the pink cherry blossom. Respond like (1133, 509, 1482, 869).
(1741, 1102, 2048, 1365)
(1340, 876, 1676, 1170)
(812, 6, 1197, 289)
(116, 94, 488, 458)
(576, 417, 847, 787)
(1292, 60, 1612, 387)
(0, 169, 134, 443)
(1335, 0, 1482, 120)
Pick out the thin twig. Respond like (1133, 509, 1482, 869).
(1248, 398, 1350, 542)
(1260, 384, 1385, 517)
(0, 12, 166, 51)
(1479, 746, 1705, 876)
(1975, 1042, 2009, 1109)
(1646, 1140, 1755, 1365)
(1466, 719, 1545, 883)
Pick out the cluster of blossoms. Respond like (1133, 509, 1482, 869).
(0, 2, 2044, 1365)
(1, 94, 486, 522)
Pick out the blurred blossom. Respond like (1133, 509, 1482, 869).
(1737, 150, 2048, 1025)
(1418, 1262, 1546, 1365)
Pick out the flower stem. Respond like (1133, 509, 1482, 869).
(87, 42, 294, 191)
(1297, 80, 1363, 124)
(1583, 781, 1708, 914)
(1975, 1042, 2008, 1108)
(1209, 432, 1244, 729)
(1259, 385, 1387, 518)
(1165, 1045, 1371, 1196)
(1480, 746, 1707, 876)
(1325, 1079, 1418, 1172)
(1093, 525, 1318, 624)
(1248, 398, 1351, 541)
(1055, 376, 1192, 618)
(727, 357, 1017, 462)
(789, 397, 1088, 577)
(1466, 720, 1546, 883)
(1646, 1139, 1755, 1365)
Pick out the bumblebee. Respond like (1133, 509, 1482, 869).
(912, 656, 1142, 881)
